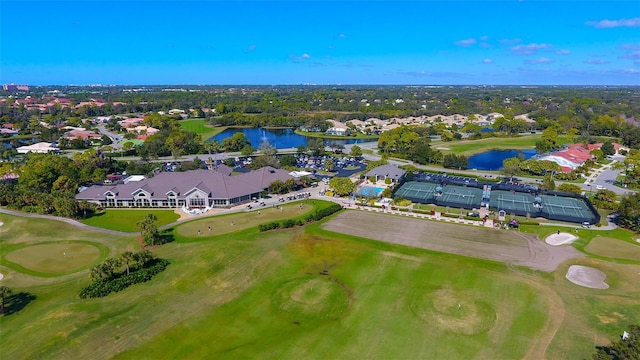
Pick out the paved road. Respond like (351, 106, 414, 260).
(96, 125, 124, 150)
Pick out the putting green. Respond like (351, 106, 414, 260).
(411, 287, 497, 335)
(271, 276, 351, 320)
(4, 242, 101, 274)
(585, 237, 640, 261)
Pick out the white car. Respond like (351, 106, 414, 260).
(595, 185, 606, 190)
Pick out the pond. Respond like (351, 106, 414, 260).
(206, 127, 376, 149)
(467, 149, 537, 171)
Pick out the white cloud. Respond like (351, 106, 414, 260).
(525, 57, 552, 64)
(454, 38, 476, 47)
(556, 49, 571, 55)
(623, 68, 639, 74)
(338, 33, 345, 38)
(482, 58, 493, 64)
(479, 35, 488, 41)
(584, 59, 608, 64)
(289, 53, 312, 62)
(244, 45, 256, 52)
(586, 17, 640, 28)
(402, 71, 431, 77)
(511, 43, 552, 55)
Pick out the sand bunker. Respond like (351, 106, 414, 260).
(545, 232, 578, 246)
(0, 221, 4, 227)
(0, 273, 4, 281)
(566, 265, 609, 289)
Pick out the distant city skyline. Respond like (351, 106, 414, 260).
(1, 1, 639, 85)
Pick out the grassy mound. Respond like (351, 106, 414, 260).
(4, 241, 102, 276)
(411, 287, 497, 335)
(271, 276, 351, 321)
(585, 237, 640, 261)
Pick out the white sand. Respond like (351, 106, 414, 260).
(545, 232, 578, 246)
(0, 221, 4, 227)
(0, 273, 4, 281)
(566, 265, 609, 289)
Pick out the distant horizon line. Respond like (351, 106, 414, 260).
(3, 84, 640, 88)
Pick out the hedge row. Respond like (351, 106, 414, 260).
(258, 203, 343, 232)
(79, 259, 170, 299)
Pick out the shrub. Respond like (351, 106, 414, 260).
(384, 178, 392, 185)
(79, 258, 169, 299)
(259, 202, 343, 232)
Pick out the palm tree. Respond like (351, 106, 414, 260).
(136, 214, 159, 246)
(102, 258, 121, 279)
(0, 286, 12, 315)
(134, 250, 153, 267)
(90, 264, 104, 281)
(120, 251, 136, 276)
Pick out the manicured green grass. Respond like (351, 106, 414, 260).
(179, 118, 226, 141)
(174, 201, 316, 239)
(1, 212, 639, 360)
(434, 135, 570, 156)
(80, 209, 180, 232)
(585, 236, 640, 261)
(3, 241, 102, 276)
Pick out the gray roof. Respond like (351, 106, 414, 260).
(364, 164, 406, 179)
(76, 166, 292, 201)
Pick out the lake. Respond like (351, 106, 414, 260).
(207, 127, 376, 149)
(467, 149, 537, 171)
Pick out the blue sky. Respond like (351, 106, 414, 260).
(1, 1, 639, 85)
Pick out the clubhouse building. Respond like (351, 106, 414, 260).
(76, 166, 292, 210)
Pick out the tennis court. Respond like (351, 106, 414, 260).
(437, 186, 483, 208)
(540, 195, 595, 222)
(394, 181, 438, 202)
(489, 190, 536, 214)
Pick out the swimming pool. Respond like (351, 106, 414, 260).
(356, 186, 384, 197)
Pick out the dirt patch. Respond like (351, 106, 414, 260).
(380, 251, 422, 262)
(597, 312, 626, 324)
(565, 265, 609, 289)
(545, 232, 578, 246)
(322, 211, 583, 272)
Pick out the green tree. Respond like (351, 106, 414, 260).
(349, 145, 363, 158)
(502, 157, 521, 181)
(592, 324, 640, 360)
(240, 144, 256, 157)
(133, 249, 153, 266)
(600, 140, 615, 156)
(617, 193, 640, 232)
(557, 183, 583, 194)
(542, 173, 556, 190)
(328, 177, 356, 196)
(119, 251, 136, 276)
(136, 214, 160, 246)
(0, 286, 12, 315)
(591, 148, 604, 162)
(279, 154, 297, 167)
(324, 159, 335, 171)
(306, 138, 325, 156)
